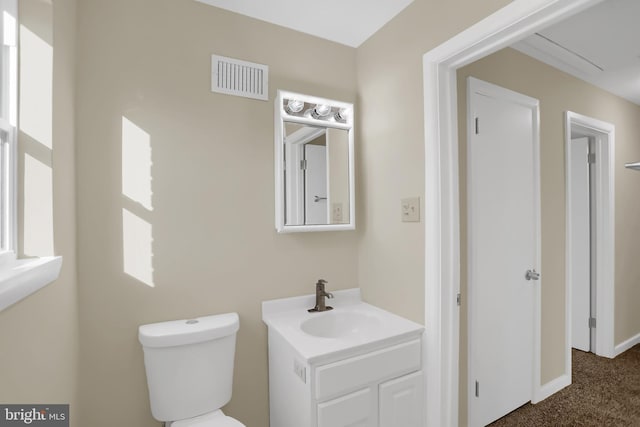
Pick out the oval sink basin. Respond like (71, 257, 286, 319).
(300, 311, 382, 339)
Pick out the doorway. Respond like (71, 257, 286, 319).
(422, 1, 607, 426)
(304, 143, 328, 225)
(568, 135, 594, 353)
(565, 111, 615, 361)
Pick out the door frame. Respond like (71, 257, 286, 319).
(467, 77, 541, 426)
(565, 111, 615, 361)
(422, 1, 605, 426)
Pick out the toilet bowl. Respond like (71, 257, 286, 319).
(138, 312, 245, 427)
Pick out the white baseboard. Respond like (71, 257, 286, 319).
(614, 332, 640, 356)
(532, 374, 571, 404)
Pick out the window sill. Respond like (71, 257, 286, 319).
(0, 256, 63, 313)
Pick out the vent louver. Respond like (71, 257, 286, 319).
(211, 54, 269, 101)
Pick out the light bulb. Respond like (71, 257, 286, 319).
(285, 99, 304, 114)
(312, 104, 331, 119)
(334, 107, 351, 122)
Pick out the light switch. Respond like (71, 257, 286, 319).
(401, 197, 420, 222)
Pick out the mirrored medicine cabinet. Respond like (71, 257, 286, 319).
(274, 90, 355, 233)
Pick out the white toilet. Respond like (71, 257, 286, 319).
(138, 312, 245, 427)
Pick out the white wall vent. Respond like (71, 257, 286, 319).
(211, 54, 269, 101)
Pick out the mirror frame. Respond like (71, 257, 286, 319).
(274, 90, 355, 233)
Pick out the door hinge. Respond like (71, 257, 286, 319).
(300, 159, 307, 170)
(475, 117, 479, 135)
(475, 381, 479, 397)
(456, 293, 461, 306)
(588, 153, 596, 164)
(589, 317, 597, 328)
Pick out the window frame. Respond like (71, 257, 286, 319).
(0, 0, 17, 263)
(0, 0, 62, 314)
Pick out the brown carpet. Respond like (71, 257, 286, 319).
(489, 344, 640, 426)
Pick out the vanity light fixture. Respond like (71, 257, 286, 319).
(311, 104, 331, 119)
(282, 95, 352, 125)
(625, 162, 640, 171)
(285, 99, 305, 114)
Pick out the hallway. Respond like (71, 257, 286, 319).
(490, 345, 640, 426)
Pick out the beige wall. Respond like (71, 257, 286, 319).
(0, 0, 78, 420)
(355, 0, 511, 324)
(74, 0, 357, 425)
(456, 47, 640, 424)
(328, 128, 350, 224)
(11, 1, 640, 425)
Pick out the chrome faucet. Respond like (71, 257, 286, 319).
(308, 279, 334, 312)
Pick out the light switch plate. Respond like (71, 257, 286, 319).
(401, 197, 420, 222)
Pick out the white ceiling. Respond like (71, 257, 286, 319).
(195, 0, 414, 48)
(513, 0, 640, 105)
(195, 0, 640, 104)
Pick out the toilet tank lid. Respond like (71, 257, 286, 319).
(138, 312, 239, 348)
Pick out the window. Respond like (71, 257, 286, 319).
(0, 0, 61, 313)
(0, 0, 17, 258)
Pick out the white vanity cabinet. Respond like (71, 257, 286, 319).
(267, 332, 423, 427)
(262, 289, 425, 427)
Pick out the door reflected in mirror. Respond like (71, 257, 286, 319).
(283, 123, 350, 226)
(275, 91, 354, 233)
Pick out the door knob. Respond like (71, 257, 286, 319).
(525, 269, 540, 281)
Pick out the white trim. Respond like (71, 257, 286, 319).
(534, 374, 571, 403)
(614, 332, 640, 357)
(0, 256, 62, 312)
(466, 77, 542, 423)
(0, 0, 17, 255)
(422, 1, 605, 425)
(565, 111, 615, 360)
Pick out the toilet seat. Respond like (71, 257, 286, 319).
(169, 410, 245, 427)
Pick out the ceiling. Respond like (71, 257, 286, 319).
(195, 0, 640, 104)
(195, 0, 414, 48)
(513, 0, 640, 105)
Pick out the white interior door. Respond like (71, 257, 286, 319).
(468, 78, 540, 427)
(304, 144, 328, 225)
(570, 137, 591, 352)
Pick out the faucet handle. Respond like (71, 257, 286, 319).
(316, 279, 327, 288)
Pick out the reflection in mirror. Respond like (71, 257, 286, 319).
(275, 90, 354, 233)
(284, 124, 350, 226)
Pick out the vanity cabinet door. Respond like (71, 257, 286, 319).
(317, 387, 375, 427)
(379, 371, 423, 427)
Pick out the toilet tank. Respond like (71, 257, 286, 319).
(138, 312, 239, 422)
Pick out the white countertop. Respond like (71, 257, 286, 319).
(262, 288, 424, 363)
